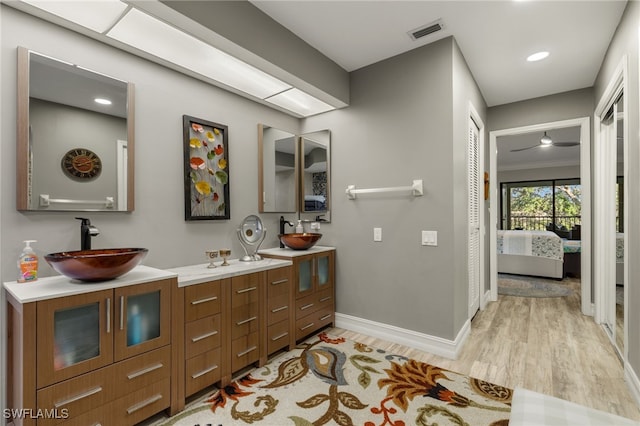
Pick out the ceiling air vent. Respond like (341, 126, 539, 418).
(408, 19, 444, 41)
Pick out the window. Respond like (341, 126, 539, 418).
(501, 179, 581, 233)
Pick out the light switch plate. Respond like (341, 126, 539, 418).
(374, 227, 382, 242)
(422, 230, 437, 246)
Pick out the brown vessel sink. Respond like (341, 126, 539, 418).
(44, 248, 148, 282)
(278, 233, 322, 250)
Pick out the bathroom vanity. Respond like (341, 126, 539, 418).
(3, 250, 335, 424)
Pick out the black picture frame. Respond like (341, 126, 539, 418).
(182, 115, 230, 220)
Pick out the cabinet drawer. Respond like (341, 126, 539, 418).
(267, 319, 290, 355)
(185, 347, 222, 397)
(295, 309, 334, 341)
(267, 268, 291, 299)
(231, 332, 259, 372)
(267, 294, 290, 325)
(231, 302, 259, 340)
(37, 366, 111, 423)
(111, 377, 170, 426)
(295, 293, 321, 318)
(47, 402, 112, 426)
(185, 314, 221, 359)
(113, 346, 171, 390)
(316, 288, 334, 311)
(185, 280, 221, 322)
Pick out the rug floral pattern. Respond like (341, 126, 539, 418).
(163, 333, 512, 426)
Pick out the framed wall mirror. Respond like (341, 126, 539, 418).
(17, 46, 135, 212)
(258, 124, 298, 213)
(300, 130, 330, 214)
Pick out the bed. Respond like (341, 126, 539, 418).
(562, 234, 624, 284)
(497, 230, 564, 279)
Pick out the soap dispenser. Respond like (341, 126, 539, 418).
(295, 220, 304, 233)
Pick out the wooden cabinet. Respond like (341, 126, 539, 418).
(229, 273, 262, 372)
(5, 274, 175, 426)
(265, 266, 295, 356)
(262, 248, 335, 342)
(182, 278, 224, 398)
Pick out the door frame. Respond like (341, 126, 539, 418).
(593, 55, 627, 358)
(489, 117, 592, 315)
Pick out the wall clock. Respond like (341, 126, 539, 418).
(61, 148, 102, 180)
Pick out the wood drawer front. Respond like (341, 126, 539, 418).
(267, 294, 290, 325)
(231, 302, 259, 340)
(37, 366, 111, 423)
(50, 403, 112, 426)
(316, 288, 334, 311)
(113, 346, 171, 390)
(111, 377, 170, 426)
(185, 280, 221, 322)
(185, 347, 222, 397)
(231, 332, 259, 372)
(267, 268, 291, 298)
(295, 293, 321, 318)
(185, 314, 221, 359)
(295, 308, 334, 341)
(267, 319, 290, 355)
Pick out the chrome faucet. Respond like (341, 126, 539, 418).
(76, 217, 100, 250)
(279, 216, 294, 248)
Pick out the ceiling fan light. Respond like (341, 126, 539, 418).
(540, 133, 553, 145)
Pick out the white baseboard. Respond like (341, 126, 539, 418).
(334, 312, 470, 360)
(625, 359, 640, 407)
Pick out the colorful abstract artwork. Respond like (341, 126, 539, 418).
(183, 115, 230, 220)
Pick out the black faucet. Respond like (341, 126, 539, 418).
(279, 216, 294, 248)
(76, 217, 100, 250)
(315, 214, 328, 222)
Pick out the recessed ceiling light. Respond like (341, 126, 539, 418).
(94, 98, 112, 105)
(527, 51, 549, 62)
(20, 0, 128, 33)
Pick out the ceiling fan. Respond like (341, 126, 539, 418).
(510, 131, 580, 152)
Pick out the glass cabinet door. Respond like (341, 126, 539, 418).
(114, 279, 171, 361)
(316, 252, 333, 290)
(296, 255, 314, 298)
(37, 289, 114, 388)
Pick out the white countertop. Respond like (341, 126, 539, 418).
(260, 245, 335, 258)
(3, 265, 177, 304)
(167, 257, 292, 287)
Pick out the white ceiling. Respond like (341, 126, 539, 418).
(251, 0, 626, 170)
(251, 0, 626, 107)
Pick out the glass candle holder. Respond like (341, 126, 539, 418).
(205, 250, 218, 268)
(219, 248, 231, 266)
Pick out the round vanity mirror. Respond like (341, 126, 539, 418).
(237, 215, 266, 261)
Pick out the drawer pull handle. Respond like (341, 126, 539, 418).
(236, 286, 257, 294)
(127, 362, 164, 380)
(192, 330, 219, 342)
(271, 332, 288, 341)
(271, 278, 288, 285)
(237, 346, 257, 357)
(191, 364, 218, 379)
(320, 296, 331, 302)
(300, 323, 315, 331)
(236, 316, 257, 326)
(271, 305, 288, 313)
(191, 295, 218, 305)
(126, 394, 163, 414)
(300, 303, 314, 311)
(320, 314, 332, 321)
(54, 386, 102, 408)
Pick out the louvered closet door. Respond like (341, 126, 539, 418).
(468, 117, 480, 318)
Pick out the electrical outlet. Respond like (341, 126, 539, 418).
(374, 227, 382, 242)
(422, 230, 437, 246)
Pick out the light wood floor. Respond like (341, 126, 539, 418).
(331, 277, 640, 421)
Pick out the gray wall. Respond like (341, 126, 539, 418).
(594, 0, 640, 383)
(304, 37, 486, 340)
(0, 6, 300, 277)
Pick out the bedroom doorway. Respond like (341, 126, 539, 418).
(488, 117, 591, 315)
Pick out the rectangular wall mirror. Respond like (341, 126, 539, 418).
(16, 46, 135, 212)
(258, 124, 298, 213)
(300, 130, 330, 214)
(258, 125, 331, 218)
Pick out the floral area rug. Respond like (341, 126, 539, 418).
(498, 274, 573, 298)
(161, 332, 512, 426)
